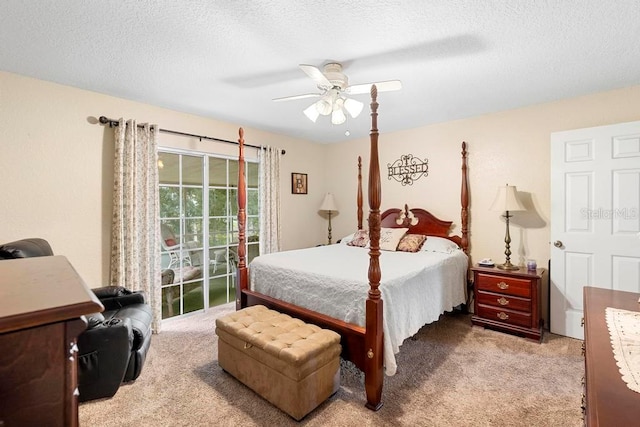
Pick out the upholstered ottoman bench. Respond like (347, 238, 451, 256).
(215, 305, 341, 420)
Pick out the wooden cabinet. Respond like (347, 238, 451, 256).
(471, 265, 543, 341)
(0, 256, 103, 427)
(583, 286, 640, 426)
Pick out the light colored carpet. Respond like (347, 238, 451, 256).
(79, 303, 584, 426)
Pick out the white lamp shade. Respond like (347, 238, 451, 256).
(303, 104, 320, 122)
(343, 98, 364, 118)
(490, 184, 525, 212)
(331, 108, 346, 125)
(319, 193, 338, 211)
(315, 98, 333, 115)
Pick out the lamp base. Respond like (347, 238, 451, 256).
(497, 262, 520, 271)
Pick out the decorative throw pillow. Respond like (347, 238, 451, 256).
(338, 232, 355, 245)
(379, 227, 409, 251)
(397, 234, 427, 253)
(347, 229, 370, 247)
(421, 236, 460, 253)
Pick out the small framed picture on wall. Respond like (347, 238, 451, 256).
(291, 173, 308, 194)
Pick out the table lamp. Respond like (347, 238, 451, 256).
(319, 193, 338, 244)
(490, 184, 525, 270)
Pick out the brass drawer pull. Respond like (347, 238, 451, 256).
(497, 297, 509, 306)
(496, 281, 509, 290)
(497, 312, 509, 320)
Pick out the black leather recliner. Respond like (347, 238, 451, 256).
(0, 238, 152, 402)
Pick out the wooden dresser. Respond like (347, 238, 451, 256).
(471, 265, 543, 341)
(0, 256, 103, 427)
(583, 286, 640, 426)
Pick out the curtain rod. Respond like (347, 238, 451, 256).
(98, 116, 285, 155)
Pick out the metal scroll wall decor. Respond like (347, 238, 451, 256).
(387, 154, 429, 185)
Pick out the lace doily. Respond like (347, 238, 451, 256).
(605, 307, 640, 393)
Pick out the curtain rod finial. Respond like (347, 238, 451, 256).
(98, 116, 118, 128)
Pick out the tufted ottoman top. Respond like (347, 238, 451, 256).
(216, 305, 341, 380)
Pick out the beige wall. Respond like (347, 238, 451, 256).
(326, 85, 640, 271)
(0, 71, 327, 288)
(3, 68, 640, 303)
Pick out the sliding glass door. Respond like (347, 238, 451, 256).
(158, 150, 259, 319)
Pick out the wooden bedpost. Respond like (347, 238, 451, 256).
(365, 85, 384, 411)
(460, 141, 471, 305)
(236, 127, 248, 310)
(357, 156, 363, 230)
(461, 141, 469, 256)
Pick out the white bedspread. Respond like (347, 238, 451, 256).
(249, 244, 468, 376)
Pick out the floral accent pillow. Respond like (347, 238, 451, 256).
(347, 229, 370, 247)
(379, 227, 409, 251)
(397, 234, 427, 253)
(338, 232, 355, 245)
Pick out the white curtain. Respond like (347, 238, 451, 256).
(258, 146, 282, 254)
(110, 119, 162, 333)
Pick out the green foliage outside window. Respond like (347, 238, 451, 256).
(158, 151, 259, 319)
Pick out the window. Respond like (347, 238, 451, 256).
(158, 150, 259, 319)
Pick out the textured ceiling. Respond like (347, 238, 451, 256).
(1, 1, 639, 144)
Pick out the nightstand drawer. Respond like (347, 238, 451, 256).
(475, 273, 531, 298)
(477, 305, 532, 328)
(476, 290, 531, 312)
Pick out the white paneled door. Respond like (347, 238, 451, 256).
(550, 121, 640, 339)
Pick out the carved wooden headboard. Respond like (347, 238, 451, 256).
(380, 204, 463, 250)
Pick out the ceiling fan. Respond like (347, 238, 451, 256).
(273, 63, 402, 125)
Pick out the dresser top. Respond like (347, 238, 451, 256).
(0, 256, 103, 333)
(584, 286, 640, 426)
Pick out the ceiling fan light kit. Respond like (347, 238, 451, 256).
(303, 104, 320, 122)
(274, 62, 402, 126)
(343, 98, 364, 118)
(316, 97, 334, 115)
(331, 107, 346, 125)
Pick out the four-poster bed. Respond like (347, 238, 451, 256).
(234, 86, 470, 410)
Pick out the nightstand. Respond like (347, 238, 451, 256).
(471, 265, 543, 342)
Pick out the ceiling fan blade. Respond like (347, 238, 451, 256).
(272, 93, 321, 102)
(299, 64, 333, 89)
(346, 80, 403, 95)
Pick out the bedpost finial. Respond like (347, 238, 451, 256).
(239, 127, 244, 139)
(370, 84, 378, 100)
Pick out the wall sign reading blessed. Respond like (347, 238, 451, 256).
(387, 154, 429, 186)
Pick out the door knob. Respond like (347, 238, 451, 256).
(554, 240, 563, 248)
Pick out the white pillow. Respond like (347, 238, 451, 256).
(379, 227, 409, 251)
(421, 236, 459, 253)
